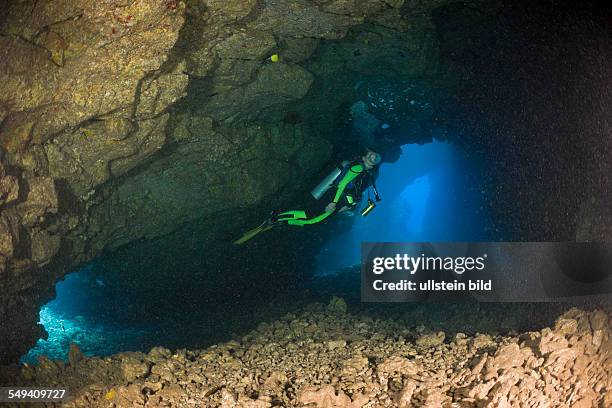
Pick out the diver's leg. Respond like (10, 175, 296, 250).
(338, 194, 356, 213)
(285, 210, 333, 226)
(277, 210, 307, 221)
(277, 194, 344, 226)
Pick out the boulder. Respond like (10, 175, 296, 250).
(327, 296, 348, 314)
(16, 177, 57, 227)
(120, 353, 151, 383)
(0, 175, 19, 206)
(30, 228, 61, 266)
(416, 331, 446, 348)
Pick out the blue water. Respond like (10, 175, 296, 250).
(315, 141, 494, 275)
(21, 266, 148, 364)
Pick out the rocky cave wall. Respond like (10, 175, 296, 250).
(0, 0, 454, 363)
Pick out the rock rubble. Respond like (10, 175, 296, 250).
(4, 302, 609, 407)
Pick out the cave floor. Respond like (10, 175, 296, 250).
(2, 300, 610, 408)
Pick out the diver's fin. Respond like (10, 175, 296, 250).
(233, 211, 284, 244)
(233, 223, 273, 245)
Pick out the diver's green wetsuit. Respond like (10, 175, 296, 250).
(278, 163, 364, 226)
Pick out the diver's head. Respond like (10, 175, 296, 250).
(363, 150, 381, 169)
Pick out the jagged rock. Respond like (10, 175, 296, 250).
(203, 63, 314, 122)
(262, 371, 288, 394)
(589, 309, 609, 331)
(0, 216, 15, 258)
(421, 387, 451, 407)
(46, 105, 180, 198)
(148, 346, 172, 362)
(471, 333, 495, 350)
(45, 118, 135, 196)
(221, 391, 272, 408)
(3, 306, 610, 407)
(397, 380, 416, 407)
(341, 355, 369, 380)
(0, 174, 19, 206)
(327, 296, 348, 314)
(136, 62, 189, 119)
(67, 343, 84, 366)
(150, 361, 176, 383)
(215, 29, 277, 60)
(120, 353, 151, 383)
(206, 29, 277, 93)
(416, 331, 446, 347)
(34, 355, 64, 383)
(553, 317, 579, 335)
(30, 228, 61, 266)
(543, 347, 578, 368)
(112, 384, 146, 407)
(327, 339, 347, 350)
(377, 355, 420, 381)
(247, 0, 353, 40)
(299, 385, 362, 408)
(44, 31, 67, 67)
(88, 118, 331, 251)
(0, 0, 186, 150)
(108, 115, 170, 178)
(0, 107, 7, 125)
(470, 353, 489, 375)
(483, 343, 531, 380)
(532, 328, 569, 355)
(454, 332, 469, 345)
(17, 177, 58, 227)
(203, 0, 259, 23)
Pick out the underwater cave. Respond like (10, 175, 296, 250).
(0, 0, 610, 406)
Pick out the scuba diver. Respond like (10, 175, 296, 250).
(234, 150, 382, 244)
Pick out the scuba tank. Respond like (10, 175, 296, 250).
(311, 161, 350, 200)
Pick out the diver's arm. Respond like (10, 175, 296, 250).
(325, 202, 336, 212)
(332, 164, 363, 203)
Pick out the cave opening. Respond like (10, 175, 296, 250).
(315, 140, 495, 276)
(22, 135, 499, 363)
(21, 264, 148, 364)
